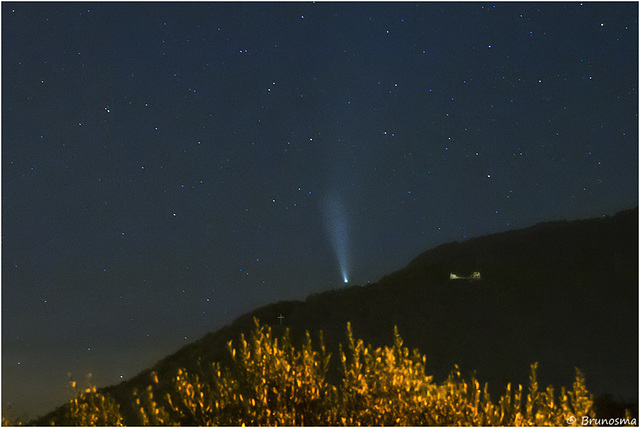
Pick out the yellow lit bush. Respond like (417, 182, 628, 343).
(164, 320, 336, 426)
(336, 324, 595, 426)
(47, 377, 124, 426)
(132, 373, 175, 426)
(31, 318, 604, 426)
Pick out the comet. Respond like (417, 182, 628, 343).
(321, 193, 349, 284)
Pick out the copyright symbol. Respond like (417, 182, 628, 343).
(567, 416, 577, 425)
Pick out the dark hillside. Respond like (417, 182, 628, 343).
(37, 208, 638, 424)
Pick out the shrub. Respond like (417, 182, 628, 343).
(132, 373, 175, 426)
(29, 318, 604, 426)
(48, 377, 124, 426)
(164, 319, 336, 425)
(336, 324, 596, 426)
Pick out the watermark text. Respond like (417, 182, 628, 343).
(566, 415, 637, 426)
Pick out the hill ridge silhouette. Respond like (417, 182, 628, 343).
(36, 207, 638, 424)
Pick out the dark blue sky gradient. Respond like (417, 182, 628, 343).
(2, 2, 637, 418)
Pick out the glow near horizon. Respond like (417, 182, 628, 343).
(322, 193, 349, 284)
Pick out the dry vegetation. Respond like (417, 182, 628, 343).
(4, 318, 628, 426)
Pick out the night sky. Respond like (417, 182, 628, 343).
(2, 1, 638, 418)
